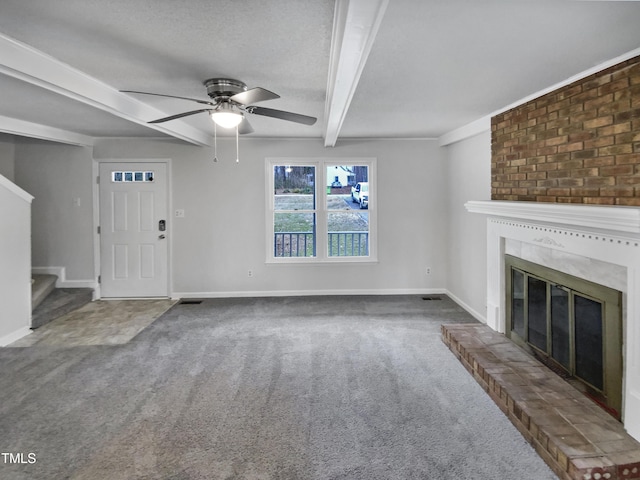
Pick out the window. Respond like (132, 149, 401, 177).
(111, 171, 154, 182)
(267, 159, 376, 262)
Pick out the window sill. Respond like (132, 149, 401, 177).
(265, 257, 379, 266)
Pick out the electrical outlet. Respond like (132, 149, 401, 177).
(175, 209, 185, 218)
(248, 270, 253, 277)
(426, 267, 431, 275)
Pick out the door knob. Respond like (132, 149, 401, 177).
(159, 234, 166, 239)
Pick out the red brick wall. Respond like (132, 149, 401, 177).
(491, 56, 640, 205)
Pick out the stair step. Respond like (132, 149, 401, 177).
(31, 274, 57, 310)
(31, 288, 93, 329)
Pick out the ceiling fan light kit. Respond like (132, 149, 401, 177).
(210, 106, 243, 129)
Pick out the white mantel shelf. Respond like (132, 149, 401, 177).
(465, 200, 640, 235)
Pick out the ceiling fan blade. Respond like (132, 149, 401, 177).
(238, 117, 254, 135)
(230, 87, 280, 106)
(246, 106, 317, 125)
(121, 90, 215, 106)
(149, 109, 212, 124)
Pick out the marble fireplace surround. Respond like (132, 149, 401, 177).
(465, 200, 640, 443)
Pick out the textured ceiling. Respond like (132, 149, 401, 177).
(0, 0, 639, 144)
(345, 0, 640, 139)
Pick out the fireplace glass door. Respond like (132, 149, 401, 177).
(574, 294, 604, 391)
(550, 285, 570, 371)
(505, 255, 622, 419)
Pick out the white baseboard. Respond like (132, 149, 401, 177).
(0, 326, 32, 347)
(445, 289, 487, 323)
(172, 288, 446, 300)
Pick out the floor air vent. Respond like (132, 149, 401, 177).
(178, 300, 203, 305)
(422, 295, 442, 301)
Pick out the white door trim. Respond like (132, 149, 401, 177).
(93, 158, 172, 299)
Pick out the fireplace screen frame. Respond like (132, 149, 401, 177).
(505, 254, 623, 418)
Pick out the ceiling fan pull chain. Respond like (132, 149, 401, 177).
(236, 124, 240, 163)
(213, 122, 218, 163)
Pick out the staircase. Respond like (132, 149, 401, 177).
(31, 274, 57, 310)
(31, 275, 93, 329)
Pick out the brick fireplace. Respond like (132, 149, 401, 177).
(472, 52, 640, 442)
(466, 200, 640, 444)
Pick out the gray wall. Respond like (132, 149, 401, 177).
(94, 137, 447, 296)
(444, 130, 491, 320)
(11, 131, 495, 310)
(14, 140, 95, 282)
(0, 135, 15, 181)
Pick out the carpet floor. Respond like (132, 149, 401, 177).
(0, 295, 558, 479)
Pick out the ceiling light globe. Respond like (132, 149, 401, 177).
(211, 111, 243, 129)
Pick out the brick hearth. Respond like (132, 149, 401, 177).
(442, 323, 640, 480)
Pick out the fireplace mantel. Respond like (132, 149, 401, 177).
(465, 199, 640, 441)
(465, 200, 640, 234)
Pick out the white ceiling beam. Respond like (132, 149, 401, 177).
(323, 0, 389, 147)
(0, 33, 213, 146)
(439, 117, 491, 147)
(0, 114, 94, 146)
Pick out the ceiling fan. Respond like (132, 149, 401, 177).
(122, 78, 317, 134)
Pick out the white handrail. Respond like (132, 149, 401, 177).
(0, 173, 33, 204)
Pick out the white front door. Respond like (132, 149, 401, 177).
(99, 162, 168, 297)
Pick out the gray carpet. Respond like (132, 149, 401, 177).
(0, 295, 558, 479)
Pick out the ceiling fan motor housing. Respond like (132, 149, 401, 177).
(204, 78, 247, 101)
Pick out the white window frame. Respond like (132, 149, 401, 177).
(266, 157, 377, 264)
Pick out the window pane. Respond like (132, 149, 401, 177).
(575, 295, 604, 391)
(274, 213, 315, 257)
(328, 211, 369, 256)
(327, 165, 369, 257)
(527, 277, 547, 351)
(511, 269, 525, 337)
(274, 166, 315, 210)
(550, 285, 570, 370)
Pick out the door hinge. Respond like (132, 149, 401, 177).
(96, 175, 100, 184)
(98, 275, 101, 284)
(97, 226, 101, 234)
